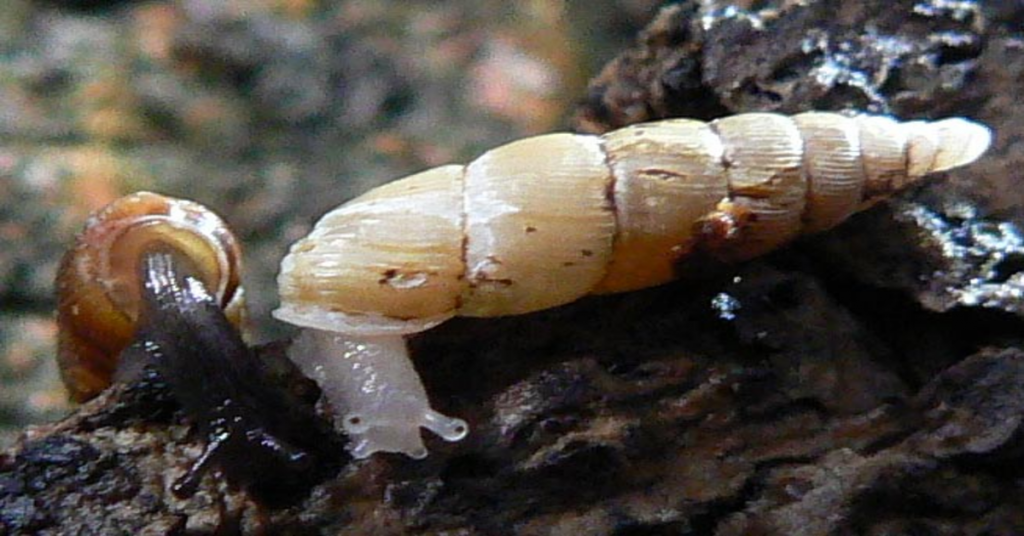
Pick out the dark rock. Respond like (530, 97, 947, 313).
(912, 348, 1024, 459)
(575, 0, 987, 132)
(5, 1, 1024, 534)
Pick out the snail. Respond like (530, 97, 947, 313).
(56, 192, 334, 504)
(56, 192, 247, 402)
(274, 111, 992, 460)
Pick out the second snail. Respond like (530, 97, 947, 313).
(58, 111, 992, 463)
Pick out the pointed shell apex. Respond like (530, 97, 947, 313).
(929, 118, 993, 172)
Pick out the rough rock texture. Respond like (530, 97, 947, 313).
(4, 0, 1024, 535)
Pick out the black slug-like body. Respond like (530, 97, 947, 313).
(120, 246, 340, 504)
(55, 192, 342, 503)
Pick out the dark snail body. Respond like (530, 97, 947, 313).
(124, 247, 338, 503)
(57, 193, 338, 504)
(56, 192, 246, 402)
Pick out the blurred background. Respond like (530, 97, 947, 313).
(0, 0, 662, 447)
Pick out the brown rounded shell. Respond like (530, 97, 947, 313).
(57, 192, 246, 402)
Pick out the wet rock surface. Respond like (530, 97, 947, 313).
(3, 0, 1024, 534)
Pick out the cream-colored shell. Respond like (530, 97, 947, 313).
(595, 119, 726, 293)
(277, 165, 466, 334)
(462, 133, 615, 316)
(274, 112, 992, 335)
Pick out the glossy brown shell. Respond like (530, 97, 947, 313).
(56, 192, 246, 402)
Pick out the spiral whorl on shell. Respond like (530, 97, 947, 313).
(275, 112, 992, 335)
(57, 192, 246, 402)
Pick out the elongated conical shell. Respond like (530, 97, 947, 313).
(275, 113, 992, 336)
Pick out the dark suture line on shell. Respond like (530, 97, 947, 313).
(597, 135, 620, 289)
